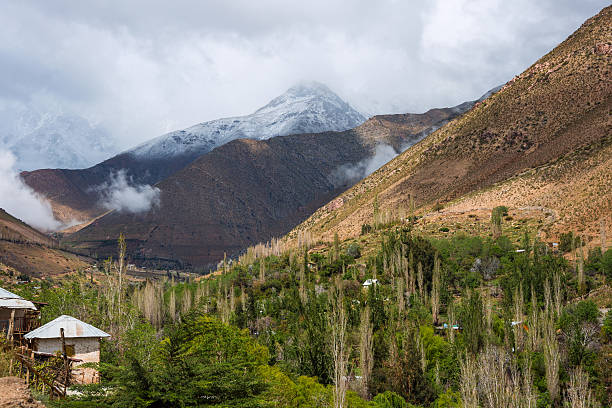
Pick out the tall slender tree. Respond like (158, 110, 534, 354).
(431, 253, 441, 324)
(330, 276, 348, 408)
(359, 306, 373, 400)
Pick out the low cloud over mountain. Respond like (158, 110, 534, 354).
(0, 150, 63, 231)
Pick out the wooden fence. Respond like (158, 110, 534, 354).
(1, 329, 73, 400)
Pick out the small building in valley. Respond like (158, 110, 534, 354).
(0, 287, 38, 338)
(24, 315, 110, 384)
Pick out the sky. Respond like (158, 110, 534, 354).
(0, 0, 608, 150)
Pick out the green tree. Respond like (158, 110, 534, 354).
(459, 290, 485, 354)
(114, 314, 270, 407)
(372, 391, 407, 408)
(431, 390, 462, 408)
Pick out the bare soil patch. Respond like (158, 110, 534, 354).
(0, 377, 45, 408)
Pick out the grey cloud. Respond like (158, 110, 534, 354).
(329, 144, 399, 187)
(0, 0, 608, 151)
(0, 150, 64, 231)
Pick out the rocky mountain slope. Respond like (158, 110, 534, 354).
(64, 90, 494, 269)
(20, 83, 365, 223)
(292, 5, 611, 245)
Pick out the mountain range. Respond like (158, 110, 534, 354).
(1, 6, 609, 277)
(62, 88, 497, 269)
(20, 82, 365, 222)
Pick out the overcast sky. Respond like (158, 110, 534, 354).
(0, 0, 608, 149)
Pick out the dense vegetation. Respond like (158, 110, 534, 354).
(4, 222, 612, 407)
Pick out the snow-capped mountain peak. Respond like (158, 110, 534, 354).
(256, 81, 346, 112)
(129, 82, 365, 160)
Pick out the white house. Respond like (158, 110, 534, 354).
(362, 278, 379, 287)
(24, 315, 110, 384)
(0, 287, 37, 336)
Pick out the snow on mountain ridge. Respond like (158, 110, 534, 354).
(0, 106, 117, 171)
(129, 82, 365, 160)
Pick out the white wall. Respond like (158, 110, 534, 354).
(34, 337, 101, 364)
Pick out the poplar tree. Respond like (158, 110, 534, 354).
(359, 306, 373, 400)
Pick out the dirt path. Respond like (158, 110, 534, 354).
(0, 377, 46, 408)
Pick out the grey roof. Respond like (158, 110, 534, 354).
(0, 287, 36, 310)
(25, 315, 110, 339)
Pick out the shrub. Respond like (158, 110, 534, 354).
(493, 205, 508, 215)
(602, 311, 612, 342)
(559, 231, 583, 253)
(559, 301, 600, 369)
(431, 390, 462, 408)
(373, 390, 408, 407)
(433, 203, 444, 212)
(17, 273, 30, 282)
(559, 301, 600, 332)
(602, 249, 612, 280)
(439, 227, 450, 233)
(345, 243, 362, 259)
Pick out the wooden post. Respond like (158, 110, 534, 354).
(7, 310, 15, 343)
(7, 310, 15, 375)
(60, 328, 68, 396)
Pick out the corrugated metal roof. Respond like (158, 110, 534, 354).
(0, 287, 37, 310)
(24, 315, 110, 339)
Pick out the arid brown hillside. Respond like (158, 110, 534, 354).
(20, 152, 196, 223)
(0, 209, 56, 247)
(64, 100, 487, 269)
(0, 209, 91, 278)
(292, 6, 611, 243)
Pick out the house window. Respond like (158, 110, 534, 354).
(65, 345, 75, 357)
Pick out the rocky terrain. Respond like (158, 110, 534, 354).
(0, 209, 57, 246)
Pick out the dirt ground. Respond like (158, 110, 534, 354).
(0, 377, 46, 408)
